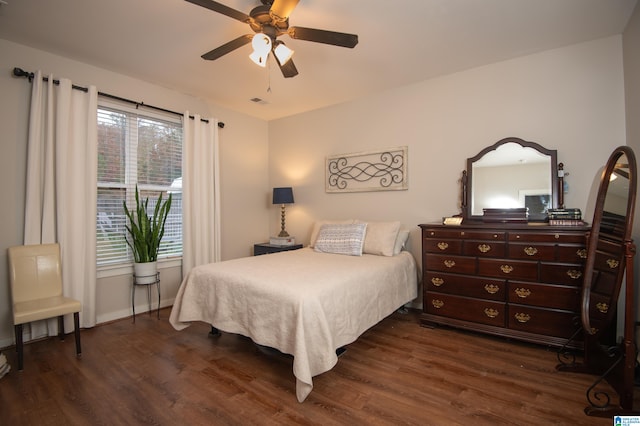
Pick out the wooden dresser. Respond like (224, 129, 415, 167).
(419, 222, 590, 348)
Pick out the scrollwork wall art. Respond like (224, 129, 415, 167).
(326, 146, 408, 193)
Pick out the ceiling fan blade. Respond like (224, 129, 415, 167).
(269, 0, 300, 21)
(288, 26, 358, 48)
(185, 0, 251, 23)
(201, 35, 253, 60)
(275, 56, 299, 78)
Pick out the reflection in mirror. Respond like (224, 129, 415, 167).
(600, 157, 631, 238)
(463, 137, 558, 220)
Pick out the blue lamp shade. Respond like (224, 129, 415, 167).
(273, 187, 294, 205)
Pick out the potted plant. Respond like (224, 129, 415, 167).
(124, 185, 172, 283)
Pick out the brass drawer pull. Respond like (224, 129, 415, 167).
(566, 269, 582, 280)
(515, 313, 531, 323)
(432, 299, 444, 309)
(431, 277, 444, 287)
(515, 288, 531, 298)
(478, 244, 491, 253)
(523, 246, 538, 256)
(606, 259, 619, 269)
(596, 302, 609, 314)
(484, 308, 499, 318)
(484, 284, 500, 294)
(500, 265, 514, 274)
(577, 249, 587, 259)
(444, 260, 456, 268)
(437, 242, 449, 250)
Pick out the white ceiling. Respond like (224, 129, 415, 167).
(0, 0, 636, 121)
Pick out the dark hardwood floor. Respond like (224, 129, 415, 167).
(0, 308, 634, 425)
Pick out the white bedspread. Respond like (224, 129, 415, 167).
(169, 247, 418, 402)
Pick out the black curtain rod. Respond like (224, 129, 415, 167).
(12, 67, 225, 129)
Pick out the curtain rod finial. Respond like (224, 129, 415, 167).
(12, 67, 33, 81)
(13, 67, 26, 77)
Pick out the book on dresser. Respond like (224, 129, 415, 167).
(418, 221, 591, 349)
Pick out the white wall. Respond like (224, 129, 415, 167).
(0, 39, 270, 347)
(269, 36, 627, 289)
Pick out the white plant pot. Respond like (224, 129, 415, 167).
(134, 261, 158, 284)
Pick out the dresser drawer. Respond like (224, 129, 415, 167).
(425, 272, 505, 300)
(425, 293, 506, 327)
(539, 263, 584, 286)
(593, 250, 623, 276)
(478, 258, 538, 280)
(586, 292, 614, 319)
(508, 231, 586, 244)
(423, 238, 463, 255)
(508, 305, 580, 339)
(422, 228, 465, 239)
(463, 240, 506, 257)
(426, 254, 476, 274)
(508, 243, 555, 261)
(556, 245, 588, 263)
(588, 268, 618, 296)
(423, 228, 504, 241)
(508, 281, 579, 311)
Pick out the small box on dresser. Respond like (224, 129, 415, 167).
(419, 222, 590, 349)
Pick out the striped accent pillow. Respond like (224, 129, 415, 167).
(313, 223, 367, 256)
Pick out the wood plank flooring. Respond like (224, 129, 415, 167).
(0, 308, 634, 425)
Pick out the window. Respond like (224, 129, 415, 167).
(96, 101, 183, 267)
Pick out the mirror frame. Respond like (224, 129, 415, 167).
(461, 137, 559, 221)
(581, 145, 637, 336)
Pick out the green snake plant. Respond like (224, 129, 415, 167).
(123, 185, 172, 263)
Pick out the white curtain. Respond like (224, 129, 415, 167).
(23, 71, 98, 339)
(182, 112, 221, 277)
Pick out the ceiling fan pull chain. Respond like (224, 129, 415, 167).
(267, 56, 272, 93)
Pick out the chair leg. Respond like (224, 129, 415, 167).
(15, 324, 24, 371)
(73, 312, 81, 357)
(58, 315, 65, 340)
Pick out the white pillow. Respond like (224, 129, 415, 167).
(393, 229, 410, 255)
(362, 221, 401, 256)
(313, 223, 367, 256)
(309, 219, 355, 247)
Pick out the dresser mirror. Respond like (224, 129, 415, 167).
(462, 137, 559, 221)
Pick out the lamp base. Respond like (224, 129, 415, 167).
(269, 236, 296, 246)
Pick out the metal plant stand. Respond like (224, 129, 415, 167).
(131, 272, 160, 323)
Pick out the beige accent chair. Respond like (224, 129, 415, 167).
(8, 243, 82, 370)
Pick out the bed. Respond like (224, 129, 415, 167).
(169, 221, 418, 402)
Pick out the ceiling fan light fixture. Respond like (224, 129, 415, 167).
(274, 42, 294, 65)
(249, 50, 269, 67)
(251, 32, 272, 54)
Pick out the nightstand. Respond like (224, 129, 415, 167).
(254, 243, 303, 256)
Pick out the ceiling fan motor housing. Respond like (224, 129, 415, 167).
(249, 5, 289, 36)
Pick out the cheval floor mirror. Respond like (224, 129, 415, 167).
(557, 146, 638, 417)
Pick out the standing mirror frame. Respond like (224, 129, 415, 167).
(461, 137, 559, 221)
(581, 146, 637, 337)
(557, 146, 637, 417)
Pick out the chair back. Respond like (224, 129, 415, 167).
(8, 243, 63, 304)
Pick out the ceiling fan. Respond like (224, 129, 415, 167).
(185, 0, 359, 78)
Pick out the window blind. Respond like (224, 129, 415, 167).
(97, 102, 183, 266)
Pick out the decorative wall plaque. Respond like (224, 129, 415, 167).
(326, 146, 408, 193)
